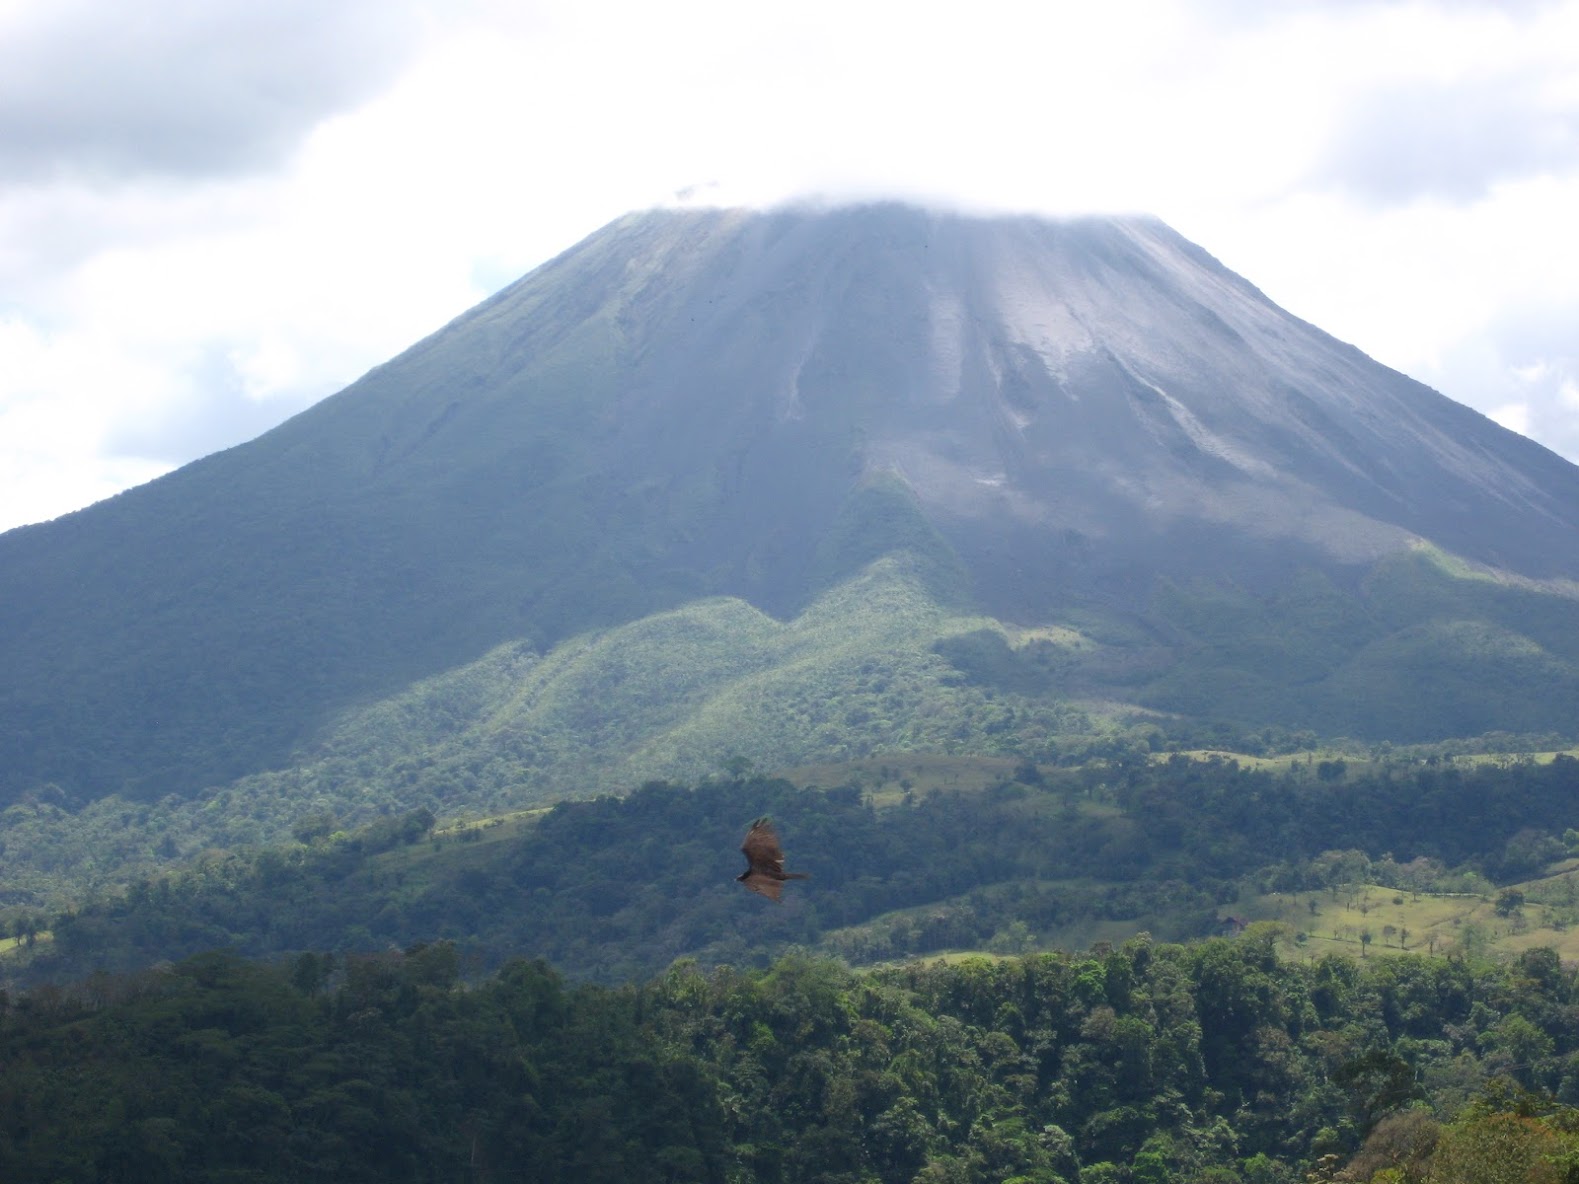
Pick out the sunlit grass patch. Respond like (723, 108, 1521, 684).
(1235, 867, 1579, 963)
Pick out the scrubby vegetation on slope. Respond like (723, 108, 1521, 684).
(11, 546, 1579, 913)
(14, 751, 1579, 991)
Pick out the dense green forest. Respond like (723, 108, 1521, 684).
(11, 754, 1579, 1183)
(7, 935, 1579, 1182)
(13, 754, 1579, 989)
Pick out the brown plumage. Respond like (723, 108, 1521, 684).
(737, 817, 809, 901)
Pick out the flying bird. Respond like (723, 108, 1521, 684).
(737, 818, 809, 901)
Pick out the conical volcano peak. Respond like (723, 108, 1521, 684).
(5, 202, 1579, 804)
(440, 202, 1579, 595)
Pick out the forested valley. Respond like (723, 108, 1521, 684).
(7, 933, 1579, 1182)
(11, 754, 1579, 987)
(10, 754, 1579, 1181)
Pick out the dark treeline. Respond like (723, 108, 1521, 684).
(6, 936, 1579, 1182)
(1113, 752, 1579, 884)
(11, 777, 1220, 987)
(14, 755, 1579, 989)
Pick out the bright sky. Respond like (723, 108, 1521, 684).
(2, 0, 1577, 533)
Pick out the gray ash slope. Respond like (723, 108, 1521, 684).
(3, 202, 1578, 801)
(438, 202, 1579, 610)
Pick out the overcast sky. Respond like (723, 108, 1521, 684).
(2, 0, 1577, 533)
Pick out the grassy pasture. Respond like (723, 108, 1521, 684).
(1232, 864, 1579, 963)
(430, 808, 548, 843)
(1449, 748, 1579, 767)
(1161, 750, 1322, 772)
(776, 753, 1027, 804)
(0, 932, 51, 955)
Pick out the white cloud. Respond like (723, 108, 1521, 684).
(0, 0, 438, 182)
(1491, 401, 1533, 436)
(0, 316, 175, 524)
(1317, 74, 1579, 205)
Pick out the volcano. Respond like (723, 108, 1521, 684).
(5, 202, 1579, 805)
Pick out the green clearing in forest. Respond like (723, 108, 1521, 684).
(1233, 863, 1579, 963)
(776, 753, 1028, 803)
